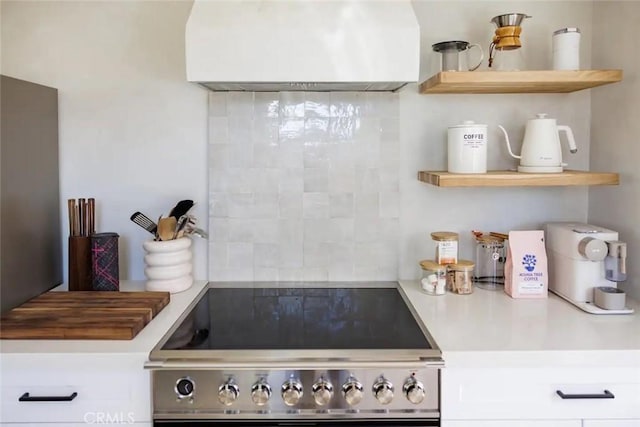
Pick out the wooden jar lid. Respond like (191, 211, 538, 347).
(431, 231, 459, 241)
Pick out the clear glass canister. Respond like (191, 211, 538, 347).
(473, 236, 506, 290)
(447, 260, 475, 294)
(420, 260, 447, 296)
(431, 231, 459, 265)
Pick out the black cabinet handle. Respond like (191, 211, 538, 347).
(19, 392, 78, 402)
(556, 389, 615, 399)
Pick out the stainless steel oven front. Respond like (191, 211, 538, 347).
(147, 283, 443, 426)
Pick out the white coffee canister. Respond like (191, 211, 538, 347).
(553, 27, 581, 70)
(447, 120, 488, 174)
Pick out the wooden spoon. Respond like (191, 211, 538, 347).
(157, 216, 177, 241)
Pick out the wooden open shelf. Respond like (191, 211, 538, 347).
(419, 70, 623, 94)
(417, 170, 620, 187)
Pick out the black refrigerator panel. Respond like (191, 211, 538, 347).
(1, 75, 62, 315)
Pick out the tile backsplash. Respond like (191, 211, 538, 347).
(208, 92, 400, 281)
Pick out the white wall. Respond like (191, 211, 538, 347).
(589, 1, 640, 301)
(0, 1, 208, 281)
(400, 1, 593, 278)
(1, 0, 597, 283)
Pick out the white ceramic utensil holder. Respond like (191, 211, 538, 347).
(143, 237, 193, 293)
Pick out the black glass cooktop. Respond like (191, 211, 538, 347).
(161, 287, 431, 351)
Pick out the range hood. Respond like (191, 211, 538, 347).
(185, 0, 420, 92)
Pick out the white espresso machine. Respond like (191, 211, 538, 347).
(545, 222, 632, 315)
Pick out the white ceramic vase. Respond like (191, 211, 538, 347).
(143, 237, 193, 294)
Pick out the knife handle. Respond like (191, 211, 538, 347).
(67, 199, 75, 236)
(88, 198, 95, 235)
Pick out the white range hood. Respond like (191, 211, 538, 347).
(185, 0, 420, 92)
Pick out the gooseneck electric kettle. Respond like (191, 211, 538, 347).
(498, 113, 577, 173)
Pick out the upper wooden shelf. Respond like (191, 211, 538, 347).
(419, 70, 623, 94)
(417, 170, 620, 187)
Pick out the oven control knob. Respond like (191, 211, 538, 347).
(372, 377, 394, 405)
(342, 378, 364, 406)
(218, 380, 239, 406)
(251, 380, 272, 406)
(281, 379, 303, 406)
(403, 377, 425, 404)
(312, 378, 334, 406)
(175, 377, 195, 399)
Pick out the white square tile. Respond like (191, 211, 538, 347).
(355, 167, 380, 193)
(304, 219, 330, 242)
(253, 193, 279, 218)
(329, 117, 358, 141)
(252, 118, 280, 145)
(254, 243, 280, 268)
(254, 268, 279, 281)
(228, 92, 254, 116)
(379, 165, 399, 192)
(278, 144, 303, 169)
(330, 93, 362, 118)
(354, 218, 380, 243)
(303, 267, 328, 281)
(278, 268, 305, 281)
(253, 143, 280, 168)
(303, 144, 329, 169)
(328, 143, 356, 169)
(328, 167, 356, 193)
(355, 193, 379, 219)
(328, 242, 354, 280)
(279, 168, 304, 193)
(208, 93, 227, 117)
(354, 140, 381, 169)
(279, 92, 306, 118)
(379, 218, 400, 241)
(208, 117, 229, 144)
(278, 219, 303, 267)
(227, 193, 254, 218)
(209, 170, 228, 193)
(209, 218, 229, 242)
(304, 168, 329, 192)
(379, 192, 400, 218)
(279, 193, 303, 219)
(209, 144, 229, 170)
(228, 219, 254, 242)
(228, 242, 253, 270)
(228, 143, 253, 168)
(305, 93, 331, 117)
(229, 117, 253, 144)
(225, 268, 255, 281)
(252, 219, 279, 243)
(208, 193, 228, 218)
(381, 117, 400, 141)
(303, 193, 329, 219)
(253, 168, 280, 194)
(327, 218, 355, 242)
(329, 193, 354, 218)
(355, 118, 381, 143)
(208, 242, 228, 269)
(254, 93, 279, 118)
(304, 118, 330, 142)
(303, 241, 329, 267)
(226, 169, 255, 193)
(279, 119, 305, 141)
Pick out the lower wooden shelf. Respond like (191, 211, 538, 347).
(417, 170, 620, 187)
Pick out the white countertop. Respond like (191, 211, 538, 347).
(3, 280, 640, 370)
(398, 280, 640, 368)
(0, 280, 209, 356)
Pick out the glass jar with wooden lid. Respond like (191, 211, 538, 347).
(431, 231, 459, 265)
(420, 260, 447, 296)
(447, 260, 475, 294)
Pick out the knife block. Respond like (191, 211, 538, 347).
(69, 236, 92, 291)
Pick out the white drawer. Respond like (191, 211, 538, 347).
(442, 366, 640, 420)
(0, 354, 151, 423)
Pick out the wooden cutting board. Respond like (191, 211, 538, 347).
(0, 291, 170, 340)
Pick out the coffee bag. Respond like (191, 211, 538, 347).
(504, 230, 548, 298)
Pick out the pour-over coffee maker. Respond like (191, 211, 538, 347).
(488, 13, 531, 70)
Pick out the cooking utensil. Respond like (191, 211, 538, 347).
(173, 215, 189, 239)
(68, 199, 76, 236)
(157, 216, 178, 241)
(130, 212, 158, 235)
(88, 198, 95, 235)
(169, 199, 194, 220)
(498, 113, 577, 173)
(491, 13, 531, 27)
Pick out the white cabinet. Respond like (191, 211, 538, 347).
(441, 366, 640, 422)
(0, 353, 151, 424)
(583, 421, 640, 427)
(443, 421, 580, 427)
